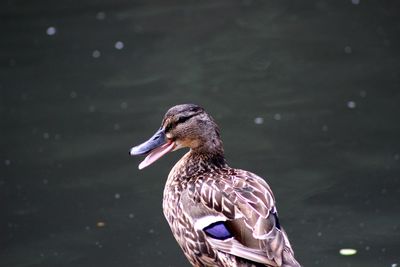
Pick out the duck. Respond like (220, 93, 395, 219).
(130, 104, 301, 267)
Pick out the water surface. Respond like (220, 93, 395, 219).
(1, 1, 400, 266)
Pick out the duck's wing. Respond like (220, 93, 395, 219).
(184, 169, 300, 267)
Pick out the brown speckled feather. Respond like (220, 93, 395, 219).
(163, 152, 300, 267)
(131, 104, 301, 267)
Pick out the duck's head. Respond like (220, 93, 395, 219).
(130, 104, 224, 170)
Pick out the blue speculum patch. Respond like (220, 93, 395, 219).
(203, 221, 233, 240)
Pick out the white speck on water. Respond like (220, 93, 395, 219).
(365, 245, 370, 251)
(351, 0, 360, 5)
(254, 117, 264, 125)
(317, 232, 322, 237)
(120, 102, 128, 109)
(128, 213, 135, 219)
(85, 226, 91, 231)
(96, 11, 106, 20)
(114, 193, 120, 199)
(381, 247, 386, 253)
(113, 123, 120, 131)
(114, 41, 124, 50)
(344, 46, 352, 54)
(148, 229, 155, 234)
(392, 263, 398, 267)
(5, 159, 11, 166)
(322, 124, 328, 132)
(42, 179, 48, 185)
(89, 105, 96, 112)
(46, 26, 57, 36)
(339, 248, 357, 256)
(394, 153, 399, 160)
(359, 90, 367, 98)
(92, 50, 101, 58)
(43, 132, 50, 139)
(273, 113, 282, 121)
(347, 101, 356, 109)
(70, 91, 77, 98)
(95, 241, 103, 248)
(359, 222, 365, 228)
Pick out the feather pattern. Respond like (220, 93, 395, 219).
(163, 152, 301, 267)
(132, 104, 301, 267)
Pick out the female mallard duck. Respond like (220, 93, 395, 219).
(130, 104, 301, 267)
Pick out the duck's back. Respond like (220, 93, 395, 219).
(163, 157, 300, 267)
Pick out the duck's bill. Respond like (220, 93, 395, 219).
(137, 141, 175, 169)
(130, 128, 175, 170)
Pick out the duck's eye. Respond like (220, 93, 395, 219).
(165, 123, 173, 132)
(177, 116, 191, 124)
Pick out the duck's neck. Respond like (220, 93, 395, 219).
(189, 148, 227, 167)
(178, 135, 227, 176)
(192, 126, 226, 163)
(175, 151, 226, 178)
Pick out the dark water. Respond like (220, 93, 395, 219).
(1, 1, 400, 266)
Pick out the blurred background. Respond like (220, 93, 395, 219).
(1, 0, 400, 266)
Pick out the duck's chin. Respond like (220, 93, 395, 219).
(172, 139, 200, 152)
(172, 142, 185, 151)
(138, 141, 175, 170)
